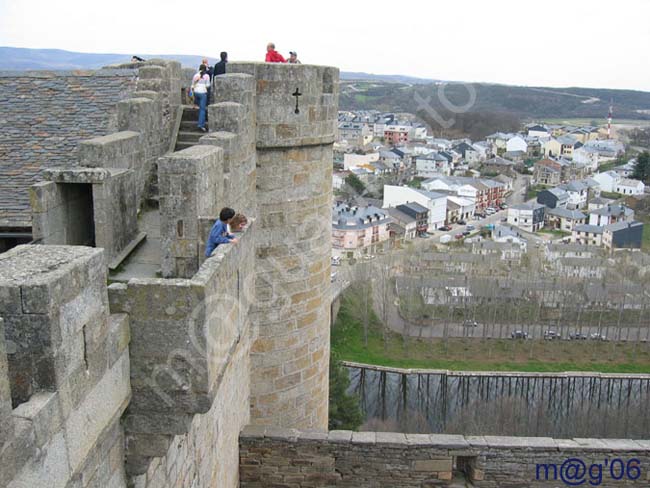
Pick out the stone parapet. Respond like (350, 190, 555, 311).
(240, 426, 650, 487)
(227, 63, 339, 149)
(107, 222, 255, 479)
(0, 245, 130, 487)
(158, 145, 222, 278)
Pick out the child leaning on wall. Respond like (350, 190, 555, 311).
(205, 207, 240, 257)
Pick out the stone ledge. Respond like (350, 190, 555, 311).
(108, 232, 146, 270)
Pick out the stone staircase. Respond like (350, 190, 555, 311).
(174, 106, 205, 151)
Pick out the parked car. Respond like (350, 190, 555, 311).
(485, 207, 497, 215)
(454, 233, 464, 240)
(331, 256, 341, 266)
(463, 319, 479, 327)
(474, 212, 486, 219)
(457, 220, 467, 225)
(569, 332, 588, 340)
(511, 330, 528, 339)
(499, 203, 508, 210)
(543, 330, 561, 340)
(590, 333, 608, 341)
(439, 225, 452, 231)
(466, 224, 475, 231)
(330, 272, 337, 283)
(462, 230, 471, 236)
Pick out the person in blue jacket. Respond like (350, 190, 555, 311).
(205, 207, 239, 257)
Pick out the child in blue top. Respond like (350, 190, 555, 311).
(205, 207, 239, 257)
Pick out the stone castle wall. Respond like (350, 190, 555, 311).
(0, 245, 130, 488)
(223, 63, 339, 430)
(4, 60, 650, 488)
(240, 426, 650, 487)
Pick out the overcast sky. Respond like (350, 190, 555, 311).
(1, 0, 648, 91)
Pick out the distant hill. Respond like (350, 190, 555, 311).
(3, 46, 650, 125)
(340, 72, 439, 85)
(0, 46, 204, 70)
(340, 80, 650, 123)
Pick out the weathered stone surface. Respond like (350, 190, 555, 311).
(239, 431, 650, 488)
(0, 318, 13, 441)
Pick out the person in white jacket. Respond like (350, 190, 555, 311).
(192, 64, 210, 131)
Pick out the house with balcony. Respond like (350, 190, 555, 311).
(572, 224, 604, 247)
(396, 202, 429, 236)
(588, 204, 635, 227)
(332, 203, 392, 257)
(602, 221, 644, 251)
(415, 152, 451, 177)
(384, 125, 410, 145)
(507, 203, 545, 232)
(545, 207, 586, 232)
(558, 180, 589, 209)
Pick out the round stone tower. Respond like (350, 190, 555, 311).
(228, 62, 338, 429)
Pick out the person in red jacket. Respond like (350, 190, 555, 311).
(265, 43, 286, 63)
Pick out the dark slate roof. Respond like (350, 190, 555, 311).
(0, 69, 138, 227)
(547, 207, 586, 220)
(574, 224, 604, 234)
(398, 201, 429, 214)
(605, 220, 643, 232)
(332, 203, 392, 230)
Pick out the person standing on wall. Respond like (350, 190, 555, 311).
(201, 57, 214, 103)
(214, 52, 228, 76)
(287, 51, 301, 64)
(265, 43, 286, 63)
(192, 64, 210, 132)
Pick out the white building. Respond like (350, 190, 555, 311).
(527, 125, 550, 138)
(446, 196, 475, 222)
(421, 176, 477, 201)
(572, 146, 600, 172)
(558, 181, 589, 210)
(415, 152, 451, 177)
(615, 178, 645, 195)
(588, 204, 634, 227)
(383, 185, 447, 230)
(506, 203, 545, 232)
(506, 135, 528, 153)
(333, 172, 346, 190)
(591, 171, 620, 193)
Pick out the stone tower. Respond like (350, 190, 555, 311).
(223, 63, 338, 429)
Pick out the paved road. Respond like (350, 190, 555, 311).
(331, 247, 650, 343)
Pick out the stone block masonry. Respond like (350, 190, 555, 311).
(220, 63, 339, 431)
(240, 426, 650, 487)
(0, 245, 131, 488)
(158, 144, 222, 278)
(107, 222, 256, 486)
(30, 166, 141, 268)
(0, 318, 13, 442)
(207, 72, 257, 219)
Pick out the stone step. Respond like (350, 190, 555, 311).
(174, 141, 199, 151)
(177, 131, 203, 143)
(180, 120, 203, 131)
(181, 107, 199, 121)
